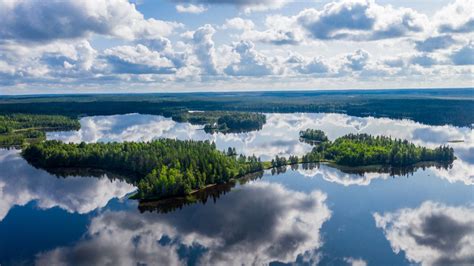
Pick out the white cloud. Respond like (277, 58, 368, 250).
(192, 24, 219, 75)
(0, 0, 181, 43)
(343, 49, 370, 71)
(241, 15, 305, 45)
(414, 35, 456, 52)
(296, 0, 428, 41)
(174, 0, 292, 13)
(224, 40, 278, 76)
(434, 0, 474, 34)
(374, 201, 474, 265)
(409, 53, 440, 67)
(223, 17, 255, 31)
(103, 44, 177, 74)
(175, 3, 207, 14)
(450, 42, 474, 65)
(287, 53, 331, 74)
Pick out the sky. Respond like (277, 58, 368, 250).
(0, 0, 473, 95)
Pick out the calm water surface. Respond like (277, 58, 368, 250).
(1, 113, 473, 265)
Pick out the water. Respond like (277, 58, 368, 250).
(1, 113, 472, 265)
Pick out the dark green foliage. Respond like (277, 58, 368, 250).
(299, 129, 328, 142)
(22, 139, 264, 199)
(0, 89, 472, 127)
(0, 114, 80, 131)
(301, 131, 455, 167)
(0, 114, 79, 147)
(200, 112, 266, 133)
(271, 156, 288, 168)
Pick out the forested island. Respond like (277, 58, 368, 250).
(299, 130, 455, 167)
(22, 139, 264, 199)
(299, 129, 329, 142)
(0, 114, 80, 147)
(174, 111, 266, 133)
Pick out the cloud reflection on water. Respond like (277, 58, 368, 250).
(36, 182, 331, 265)
(374, 201, 474, 265)
(0, 149, 135, 221)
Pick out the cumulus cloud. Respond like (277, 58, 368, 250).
(343, 49, 370, 71)
(0, 0, 181, 43)
(287, 53, 330, 74)
(434, 0, 474, 33)
(450, 42, 474, 65)
(409, 53, 440, 67)
(374, 201, 474, 265)
(242, 15, 305, 45)
(414, 35, 456, 52)
(224, 40, 277, 76)
(296, 0, 428, 41)
(223, 17, 255, 31)
(36, 181, 331, 265)
(103, 44, 177, 74)
(175, 3, 207, 13)
(173, 0, 292, 13)
(192, 24, 219, 75)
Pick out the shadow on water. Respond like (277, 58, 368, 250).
(138, 171, 264, 214)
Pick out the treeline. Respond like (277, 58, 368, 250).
(300, 130, 455, 167)
(0, 114, 80, 147)
(22, 139, 264, 199)
(1, 91, 472, 127)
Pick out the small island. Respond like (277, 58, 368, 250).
(299, 129, 328, 142)
(176, 111, 266, 133)
(299, 130, 455, 167)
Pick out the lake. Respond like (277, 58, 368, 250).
(1, 113, 473, 265)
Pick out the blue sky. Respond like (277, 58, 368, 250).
(0, 0, 472, 94)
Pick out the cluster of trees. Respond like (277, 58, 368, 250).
(22, 139, 264, 199)
(299, 129, 328, 142)
(203, 112, 266, 133)
(300, 131, 455, 167)
(0, 114, 80, 147)
(162, 110, 266, 133)
(271, 155, 288, 168)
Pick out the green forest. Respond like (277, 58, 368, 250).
(0, 114, 80, 147)
(22, 139, 264, 199)
(173, 111, 266, 133)
(300, 131, 455, 166)
(1, 89, 472, 127)
(299, 129, 329, 142)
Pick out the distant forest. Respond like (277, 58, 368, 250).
(0, 89, 472, 127)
